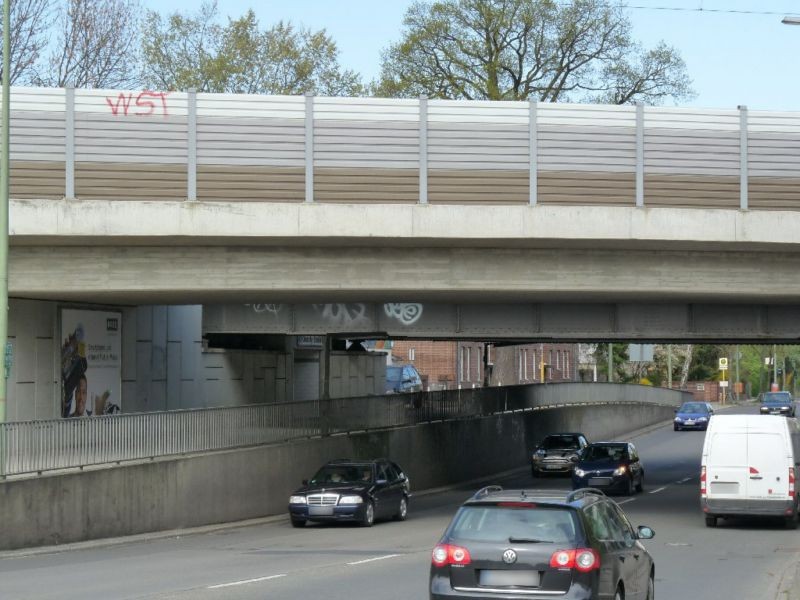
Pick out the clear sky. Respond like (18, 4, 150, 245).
(140, 0, 800, 111)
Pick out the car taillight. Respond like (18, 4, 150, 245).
(700, 465, 707, 497)
(790, 467, 796, 499)
(549, 549, 600, 572)
(432, 544, 472, 567)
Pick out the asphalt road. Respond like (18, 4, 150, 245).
(1, 405, 798, 600)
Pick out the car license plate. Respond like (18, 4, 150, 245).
(308, 506, 334, 516)
(685, 420, 695, 425)
(479, 570, 539, 587)
(588, 477, 612, 486)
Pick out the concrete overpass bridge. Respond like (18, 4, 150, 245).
(7, 86, 800, 340)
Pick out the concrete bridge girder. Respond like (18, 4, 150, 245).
(203, 302, 800, 342)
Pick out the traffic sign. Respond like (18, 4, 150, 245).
(718, 357, 729, 370)
(720, 381, 729, 388)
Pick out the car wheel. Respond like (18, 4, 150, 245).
(361, 501, 375, 527)
(394, 496, 408, 521)
(673, 425, 680, 431)
(705, 515, 717, 528)
(626, 476, 635, 496)
(646, 574, 654, 600)
(636, 474, 644, 493)
(290, 518, 306, 528)
(532, 468, 539, 478)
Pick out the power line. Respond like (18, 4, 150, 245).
(619, 4, 800, 17)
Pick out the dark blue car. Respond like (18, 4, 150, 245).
(673, 401, 713, 431)
(759, 391, 796, 417)
(571, 442, 644, 496)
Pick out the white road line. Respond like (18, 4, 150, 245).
(676, 477, 693, 484)
(208, 574, 286, 589)
(347, 554, 402, 566)
(648, 486, 667, 494)
(617, 498, 636, 505)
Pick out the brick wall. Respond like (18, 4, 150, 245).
(491, 343, 578, 386)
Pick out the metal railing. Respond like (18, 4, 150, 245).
(0, 383, 685, 477)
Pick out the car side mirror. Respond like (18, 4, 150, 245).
(673, 409, 678, 413)
(302, 479, 308, 486)
(570, 454, 580, 462)
(637, 526, 655, 540)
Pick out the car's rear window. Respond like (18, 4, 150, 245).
(541, 435, 580, 449)
(763, 392, 792, 403)
(448, 505, 579, 544)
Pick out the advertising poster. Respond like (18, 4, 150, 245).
(60, 309, 122, 418)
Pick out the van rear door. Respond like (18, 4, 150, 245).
(746, 432, 790, 505)
(707, 432, 749, 501)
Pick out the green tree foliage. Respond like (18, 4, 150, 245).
(376, 0, 693, 104)
(687, 344, 721, 382)
(594, 343, 632, 383)
(141, 2, 363, 95)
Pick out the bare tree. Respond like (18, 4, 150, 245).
(0, 0, 53, 84)
(36, 0, 142, 88)
(679, 344, 693, 387)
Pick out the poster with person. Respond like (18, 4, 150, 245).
(60, 309, 122, 418)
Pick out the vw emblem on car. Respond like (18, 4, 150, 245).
(502, 549, 517, 564)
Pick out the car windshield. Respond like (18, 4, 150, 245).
(449, 506, 579, 544)
(679, 403, 709, 414)
(541, 435, 580, 450)
(582, 445, 627, 462)
(763, 392, 792, 404)
(310, 465, 373, 484)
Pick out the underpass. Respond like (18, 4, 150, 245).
(1, 403, 797, 600)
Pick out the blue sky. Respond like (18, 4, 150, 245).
(140, 1, 800, 110)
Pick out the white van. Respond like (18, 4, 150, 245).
(701, 414, 800, 529)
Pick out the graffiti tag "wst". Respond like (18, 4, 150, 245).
(105, 91, 170, 117)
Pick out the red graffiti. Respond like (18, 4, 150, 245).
(105, 91, 170, 117)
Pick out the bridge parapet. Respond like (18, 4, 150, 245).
(7, 87, 800, 210)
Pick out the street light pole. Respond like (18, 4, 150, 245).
(0, 0, 10, 427)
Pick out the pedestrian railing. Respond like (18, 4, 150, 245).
(0, 383, 686, 477)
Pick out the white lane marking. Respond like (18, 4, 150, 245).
(676, 477, 692, 484)
(347, 554, 401, 566)
(617, 498, 636, 505)
(648, 486, 667, 494)
(208, 574, 286, 589)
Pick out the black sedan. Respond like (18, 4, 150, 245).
(571, 442, 644, 496)
(288, 458, 410, 527)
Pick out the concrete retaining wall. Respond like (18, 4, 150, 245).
(0, 385, 682, 550)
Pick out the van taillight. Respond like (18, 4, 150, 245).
(549, 549, 600, 573)
(790, 467, 796, 499)
(700, 466, 707, 497)
(432, 544, 471, 567)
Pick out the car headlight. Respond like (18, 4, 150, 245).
(760, 407, 768, 412)
(697, 417, 708, 422)
(289, 495, 306, 504)
(674, 417, 683, 422)
(574, 468, 586, 478)
(613, 466, 627, 476)
(338, 495, 364, 504)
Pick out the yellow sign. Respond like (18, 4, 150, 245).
(719, 357, 729, 370)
